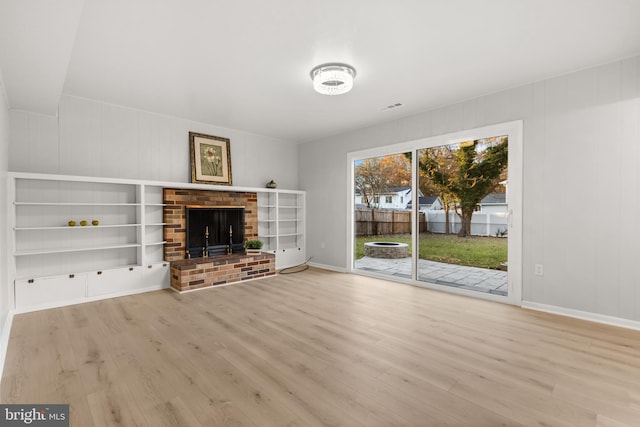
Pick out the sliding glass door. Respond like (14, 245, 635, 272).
(416, 136, 510, 297)
(353, 153, 414, 279)
(348, 121, 521, 305)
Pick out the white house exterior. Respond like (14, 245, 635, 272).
(478, 193, 507, 213)
(355, 186, 421, 209)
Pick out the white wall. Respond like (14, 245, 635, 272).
(9, 95, 299, 189)
(299, 55, 640, 323)
(0, 77, 9, 339)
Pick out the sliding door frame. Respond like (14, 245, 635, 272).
(347, 120, 523, 306)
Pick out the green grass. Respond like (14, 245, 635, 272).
(355, 233, 507, 269)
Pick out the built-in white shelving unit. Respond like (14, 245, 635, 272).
(8, 173, 171, 312)
(7, 172, 305, 312)
(257, 190, 305, 269)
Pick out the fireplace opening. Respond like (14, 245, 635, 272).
(186, 207, 245, 258)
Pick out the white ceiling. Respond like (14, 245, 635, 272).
(1, 0, 639, 143)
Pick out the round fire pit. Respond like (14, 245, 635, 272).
(364, 242, 409, 259)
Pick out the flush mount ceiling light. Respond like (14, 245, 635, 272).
(310, 63, 357, 95)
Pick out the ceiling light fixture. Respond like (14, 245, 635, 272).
(310, 63, 356, 95)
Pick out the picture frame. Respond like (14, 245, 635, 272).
(189, 132, 232, 185)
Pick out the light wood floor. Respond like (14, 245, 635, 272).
(2, 268, 640, 426)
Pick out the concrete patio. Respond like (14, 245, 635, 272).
(354, 256, 508, 296)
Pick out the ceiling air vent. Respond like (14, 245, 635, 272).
(380, 102, 404, 111)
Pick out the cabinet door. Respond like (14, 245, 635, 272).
(143, 262, 170, 288)
(87, 266, 143, 297)
(277, 248, 305, 270)
(15, 274, 87, 310)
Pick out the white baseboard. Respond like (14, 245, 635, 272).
(307, 262, 347, 273)
(0, 311, 14, 382)
(522, 301, 640, 331)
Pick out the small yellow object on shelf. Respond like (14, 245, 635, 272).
(68, 220, 76, 227)
(92, 220, 99, 226)
(80, 220, 88, 226)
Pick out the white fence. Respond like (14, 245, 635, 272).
(425, 211, 508, 237)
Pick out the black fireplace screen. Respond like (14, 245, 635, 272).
(186, 207, 245, 257)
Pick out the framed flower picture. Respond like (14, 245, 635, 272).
(189, 132, 232, 185)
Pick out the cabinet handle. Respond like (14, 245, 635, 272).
(129, 267, 134, 271)
(28, 279, 34, 284)
(148, 265, 152, 269)
(97, 271, 102, 275)
(69, 274, 75, 278)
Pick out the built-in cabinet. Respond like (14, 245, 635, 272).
(8, 173, 305, 312)
(9, 173, 169, 312)
(257, 191, 305, 269)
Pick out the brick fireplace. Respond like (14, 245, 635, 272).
(163, 188, 259, 262)
(163, 188, 275, 292)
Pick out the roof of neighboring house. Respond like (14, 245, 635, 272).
(420, 196, 440, 205)
(385, 186, 412, 194)
(355, 186, 422, 197)
(354, 186, 411, 196)
(480, 193, 506, 204)
(407, 195, 441, 209)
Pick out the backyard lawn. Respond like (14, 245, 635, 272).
(355, 233, 507, 269)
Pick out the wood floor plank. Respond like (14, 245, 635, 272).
(3, 267, 640, 426)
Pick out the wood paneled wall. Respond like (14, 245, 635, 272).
(8, 95, 299, 188)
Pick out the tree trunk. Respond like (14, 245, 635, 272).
(444, 205, 451, 234)
(458, 208, 474, 237)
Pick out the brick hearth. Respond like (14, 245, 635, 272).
(170, 252, 275, 292)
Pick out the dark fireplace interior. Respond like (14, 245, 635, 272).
(186, 207, 245, 258)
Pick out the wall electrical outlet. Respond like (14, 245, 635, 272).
(534, 264, 544, 276)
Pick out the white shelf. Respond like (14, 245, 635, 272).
(145, 241, 167, 246)
(9, 174, 165, 283)
(15, 243, 141, 256)
(15, 202, 140, 206)
(15, 224, 141, 231)
(257, 190, 305, 269)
